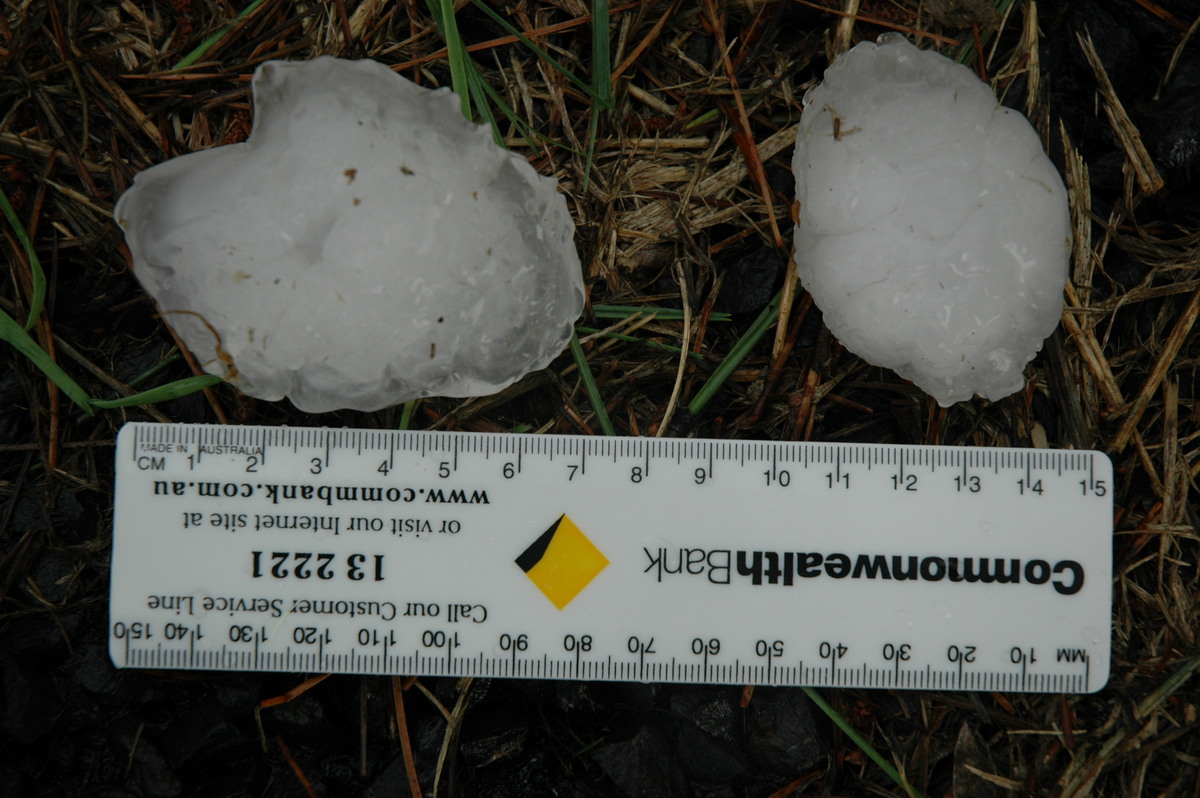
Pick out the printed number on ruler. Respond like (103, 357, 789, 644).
(110, 423, 1113, 693)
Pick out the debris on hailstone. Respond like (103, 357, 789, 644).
(792, 34, 1070, 406)
(115, 57, 584, 413)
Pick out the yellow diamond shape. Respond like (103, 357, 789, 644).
(516, 514, 609, 609)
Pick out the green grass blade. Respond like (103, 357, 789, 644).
(0, 307, 94, 413)
(802, 687, 925, 798)
(568, 331, 615, 435)
(467, 0, 608, 106)
(399, 399, 419, 430)
(465, 66, 506, 147)
(0, 184, 45, 330)
(433, 1, 577, 154)
(467, 69, 580, 154)
(686, 289, 781, 416)
(592, 304, 731, 323)
(172, 0, 270, 70)
(685, 108, 720, 129)
(582, 0, 612, 193)
(466, 60, 576, 154)
(432, 0, 473, 118)
(125, 354, 185, 388)
(467, 68, 540, 150)
(591, 0, 612, 107)
(91, 375, 223, 409)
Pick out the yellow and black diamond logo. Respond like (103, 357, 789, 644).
(515, 514, 609, 610)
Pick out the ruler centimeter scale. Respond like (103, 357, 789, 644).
(110, 423, 1113, 693)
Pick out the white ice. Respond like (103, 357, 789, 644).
(115, 57, 584, 413)
(792, 35, 1070, 406)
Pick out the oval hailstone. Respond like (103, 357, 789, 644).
(115, 57, 584, 413)
(792, 35, 1070, 405)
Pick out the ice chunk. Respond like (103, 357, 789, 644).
(792, 35, 1070, 405)
(115, 57, 584, 413)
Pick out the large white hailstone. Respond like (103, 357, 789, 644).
(115, 57, 584, 413)
(792, 34, 1070, 406)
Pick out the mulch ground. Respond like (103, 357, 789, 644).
(2, 1, 1199, 796)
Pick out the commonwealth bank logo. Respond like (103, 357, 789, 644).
(516, 514, 609, 609)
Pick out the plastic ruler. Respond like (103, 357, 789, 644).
(109, 422, 1112, 693)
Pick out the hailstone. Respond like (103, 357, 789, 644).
(792, 34, 1070, 406)
(115, 57, 584, 413)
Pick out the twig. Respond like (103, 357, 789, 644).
(390, 676, 423, 798)
(275, 737, 320, 798)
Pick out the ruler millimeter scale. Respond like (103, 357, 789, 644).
(110, 423, 1112, 693)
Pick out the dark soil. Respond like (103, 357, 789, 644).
(2, 1, 1199, 797)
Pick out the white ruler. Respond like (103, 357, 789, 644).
(109, 422, 1112, 693)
